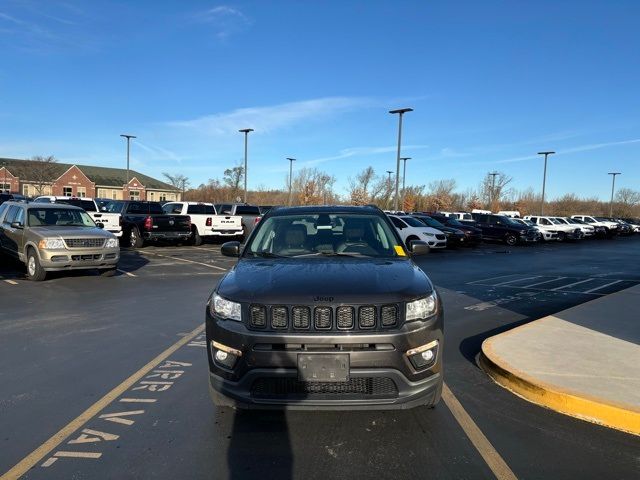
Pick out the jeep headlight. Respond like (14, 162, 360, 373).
(105, 238, 119, 248)
(211, 293, 242, 321)
(423, 232, 435, 237)
(406, 292, 437, 321)
(38, 238, 65, 249)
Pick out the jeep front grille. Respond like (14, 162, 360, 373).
(246, 304, 401, 332)
(251, 377, 398, 399)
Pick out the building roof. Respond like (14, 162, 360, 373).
(0, 158, 178, 191)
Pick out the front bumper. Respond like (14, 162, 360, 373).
(206, 308, 444, 410)
(39, 248, 120, 271)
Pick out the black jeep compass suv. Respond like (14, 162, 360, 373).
(206, 205, 443, 410)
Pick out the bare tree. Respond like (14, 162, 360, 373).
(28, 155, 59, 195)
(223, 166, 244, 200)
(347, 166, 376, 205)
(162, 172, 191, 198)
(614, 188, 640, 216)
(291, 168, 336, 205)
(479, 172, 513, 211)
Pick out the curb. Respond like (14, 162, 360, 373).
(479, 339, 640, 436)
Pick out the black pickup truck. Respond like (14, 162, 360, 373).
(105, 200, 191, 248)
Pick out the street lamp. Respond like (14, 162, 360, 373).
(287, 157, 296, 206)
(386, 170, 393, 210)
(389, 108, 413, 210)
(608, 172, 621, 217)
(239, 128, 254, 203)
(537, 151, 555, 215)
(120, 134, 137, 185)
(400, 157, 411, 209)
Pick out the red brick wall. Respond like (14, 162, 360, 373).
(51, 165, 95, 197)
(123, 177, 146, 200)
(0, 167, 20, 193)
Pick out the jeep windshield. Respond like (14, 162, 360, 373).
(246, 213, 403, 258)
(27, 208, 96, 227)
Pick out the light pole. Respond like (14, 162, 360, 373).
(488, 171, 499, 208)
(120, 134, 137, 185)
(608, 172, 621, 217)
(287, 157, 296, 206)
(389, 108, 413, 210)
(400, 157, 411, 209)
(537, 151, 555, 215)
(386, 170, 393, 210)
(239, 128, 254, 203)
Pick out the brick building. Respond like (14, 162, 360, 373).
(0, 158, 181, 202)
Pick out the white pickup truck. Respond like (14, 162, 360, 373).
(33, 196, 122, 237)
(162, 202, 243, 245)
(524, 215, 584, 241)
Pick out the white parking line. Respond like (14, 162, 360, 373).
(519, 277, 567, 288)
(583, 279, 623, 294)
(143, 252, 227, 271)
(4, 279, 18, 285)
(117, 269, 136, 277)
(493, 275, 541, 286)
(550, 278, 595, 291)
(467, 274, 520, 285)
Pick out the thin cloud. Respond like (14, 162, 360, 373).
(192, 5, 252, 39)
(135, 141, 183, 164)
(301, 145, 430, 168)
(166, 97, 376, 136)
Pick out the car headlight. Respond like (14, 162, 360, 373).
(406, 292, 437, 321)
(211, 293, 242, 321)
(105, 238, 119, 248)
(423, 232, 435, 237)
(38, 238, 65, 249)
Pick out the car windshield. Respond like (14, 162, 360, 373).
(400, 216, 428, 228)
(246, 213, 403, 258)
(28, 208, 96, 227)
(554, 218, 568, 224)
(549, 218, 563, 224)
(104, 201, 124, 213)
(416, 216, 444, 228)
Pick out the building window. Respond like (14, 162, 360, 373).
(149, 192, 155, 200)
(130, 190, 140, 200)
(77, 187, 86, 198)
(1, 182, 11, 192)
(159, 193, 167, 201)
(23, 184, 30, 196)
(98, 189, 107, 198)
(112, 190, 118, 200)
(63, 186, 73, 197)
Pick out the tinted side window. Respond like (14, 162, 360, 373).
(148, 202, 164, 214)
(14, 208, 25, 225)
(187, 204, 205, 215)
(235, 206, 260, 215)
(0, 203, 8, 221)
(127, 202, 145, 214)
(390, 217, 405, 228)
(204, 205, 216, 214)
(476, 214, 488, 223)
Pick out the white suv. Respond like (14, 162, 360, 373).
(571, 215, 619, 236)
(524, 215, 584, 241)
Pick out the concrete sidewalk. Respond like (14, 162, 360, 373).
(480, 284, 640, 436)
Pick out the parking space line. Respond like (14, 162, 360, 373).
(494, 276, 541, 286)
(117, 269, 136, 277)
(519, 277, 567, 288)
(4, 279, 18, 285)
(0, 323, 205, 480)
(583, 279, 623, 293)
(468, 274, 521, 285)
(550, 278, 595, 291)
(143, 252, 227, 271)
(443, 383, 518, 480)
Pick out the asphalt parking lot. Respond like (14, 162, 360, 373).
(1, 238, 639, 479)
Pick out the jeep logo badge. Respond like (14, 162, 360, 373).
(169, 219, 174, 226)
(313, 296, 333, 302)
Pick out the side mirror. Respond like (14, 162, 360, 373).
(221, 241, 241, 257)
(96, 222, 105, 229)
(408, 240, 430, 255)
(11, 221, 23, 229)
(100, 207, 108, 212)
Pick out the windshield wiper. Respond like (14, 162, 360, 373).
(292, 251, 371, 258)
(251, 252, 286, 258)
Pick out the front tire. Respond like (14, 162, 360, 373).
(26, 248, 46, 281)
(504, 234, 517, 246)
(190, 227, 203, 246)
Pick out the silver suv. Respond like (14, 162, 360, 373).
(0, 201, 120, 281)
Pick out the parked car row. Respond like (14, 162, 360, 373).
(383, 209, 640, 251)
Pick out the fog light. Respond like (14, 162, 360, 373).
(211, 341, 241, 370)
(407, 340, 438, 370)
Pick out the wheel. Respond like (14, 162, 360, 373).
(504, 234, 517, 246)
(190, 227, 203, 246)
(129, 227, 145, 249)
(26, 248, 46, 281)
(100, 267, 116, 277)
(406, 235, 420, 248)
(557, 232, 566, 242)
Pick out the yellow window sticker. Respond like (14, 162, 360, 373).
(394, 245, 406, 256)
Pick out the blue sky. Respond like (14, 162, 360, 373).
(1, 0, 638, 200)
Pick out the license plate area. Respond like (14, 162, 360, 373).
(298, 354, 349, 382)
